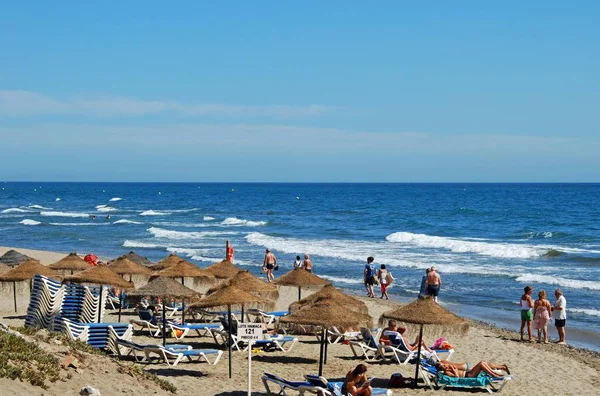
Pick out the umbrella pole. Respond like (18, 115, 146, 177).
(97, 286, 103, 323)
(162, 300, 167, 347)
(182, 298, 186, 324)
(318, 327, 325, 376)
(413, 324, 424, 388)
(13, 281, 17, 313)
(298, 286, 301, 301)
(118, 292, 123, 322)
(324, 326, 329, 364)
(228, 305, 232, 379)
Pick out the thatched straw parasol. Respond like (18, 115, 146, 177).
(0, 249, 32, 267)
(128, 276, 200, 347)
(203, 260, 241, 279)
(188, 285, 268, 379)
(153, 260, 215, 286)
(274, 268, 330, 300)
(0, 263, 10, 274)
(63, 266, 135, 323)
(49, 252, 90, 274)
(281, 301, 372, 376)
(109, 251, 153, 267)
(149, 253, 188, 271)
(289, 284, 368, 315)
(379, 297, 469, 387)
(0, 259, 60, 312)
(107, 257, 152, 321)
(207, 271, 279, 301)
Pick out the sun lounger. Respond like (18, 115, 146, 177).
(381, 331, 454, 364)
(420, 362, 513, 393)
(316, 326, 361, 344)
(305, 374, 393, 396)
(262, 372, 320, 395)
(167, 322, 223, 340)
(348, 327, 383, 361)
(129, 309, 162, 336)
(144, 345, 223, 366)
(246, 309, 289, 328)
(244, 335, 299, 353)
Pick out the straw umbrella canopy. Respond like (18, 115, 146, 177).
(207, 271, 279, 301)
(0, 263, 10, 274)
(107, 257, 153, 321)
(49, 252, 90, 274)
(379, 298, 469, 387)
(110, 251, 153, 267)
(203, 259, 241, 279)
(274, 268, 330, 300)
(281, 301, 373, 376)
(289, 284, 368, 315)
(128, 276, 200, 347)
(62, 265, 135, 323)
(0, 259, 61, 312)
(150, 253, 188, 271)
(0, 249, 32, 267)
(188, 285, 268, 379)
(154, 260, 215, 286)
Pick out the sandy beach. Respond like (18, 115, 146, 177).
(0, 246, 598, 396)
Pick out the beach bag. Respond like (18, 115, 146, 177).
(431, 337, 446, 349)
(386, 271, 394, 285)
(274, 263, 279, 271)
(439, 341, 453, 350)
(389, 373, 410, 388)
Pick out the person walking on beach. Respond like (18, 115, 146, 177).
(533, 289, 552, 343)
(378, 264, 393, 299)
(302, 254, 313, 272)
(520, 285, 534, 342)
(552, 288, 567, 345)
(262, 248, 277, 282)
(364, 257, 376, 298)
(426, 266, 441, 303)
(293, 255, 303, 269)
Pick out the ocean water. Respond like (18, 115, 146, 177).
(1, 182, 599, 349)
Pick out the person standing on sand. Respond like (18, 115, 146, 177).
(293, 255, 303, 269)
(552, 288, 567, 345)
(426, 266, 441, 303)
(534, 289, 552, 343)
(520, 285, 534, 342)
(303, 254, 313, 272)
(378, 264, 392, 299)
(262, 248, 277, 282)
(363, 256, 376, 298)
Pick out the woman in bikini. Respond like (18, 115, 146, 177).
(436, 360, 510, 378)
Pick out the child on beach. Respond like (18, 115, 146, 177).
(520, 285, 534, 342)
(534, 290, 552, 343)
(378, 264, 393, 299)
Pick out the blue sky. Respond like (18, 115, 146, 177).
(0, 1, 598, 182)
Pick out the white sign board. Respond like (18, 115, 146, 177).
(237, 323, 264, 342)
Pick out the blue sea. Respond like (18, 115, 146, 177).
(1, 182, 599, 349)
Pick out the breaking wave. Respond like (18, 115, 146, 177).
(147, 227, 236, 240)
(114, 219, 142, 225)
(203, 216, 215, 221)
(515, 274, 600, 291)
(109, 197, 122, 202)
(221, 217, 267, 227)
(28, 204, 51, 210)
(2, 208, 30, 213)
(40, 211, 89, 218)
(140, 210, 169, 216)
(20, 219, 41, 226)
(97, 206, 117, 213)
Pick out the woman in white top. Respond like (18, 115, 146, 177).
(520, 285, 534, 342)
(293, 255, 303, 269)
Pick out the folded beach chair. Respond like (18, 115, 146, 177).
(419, 362, 513, 393)
(348, 327, 383, 361)
(144, 345, 223, 366)
(380, 331, 454, 364)
(304, 374, 392, 396)
(244, 335, 299, 353)
(262, 372, 320, 395)
(167, 322, 223, 340)
(129, 309, 162, 337)
(317, 326, 361, 345)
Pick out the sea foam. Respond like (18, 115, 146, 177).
(515, 274, 600, 291)
(97, 206, 117, 212)
(203, 216, 215, 221)
(114, 219, 142, 225)
(221, 217, 267, 227)
(2, 208, 30, 213)
(20, 219, 41, 226)
(28, 204, 51, 210)
(140, 210, 169, 216)
(386, 231, 548, 259)
(40, 211, 89, 218)
(148, 227, 235, 240)
(109, 197, 123, 202)
(569, 308, 600, 317)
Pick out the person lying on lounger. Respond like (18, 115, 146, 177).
(435, 360, 510, 378)
(398, 327, 433, 353)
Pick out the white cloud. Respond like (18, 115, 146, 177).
(0, 90, 328, 118)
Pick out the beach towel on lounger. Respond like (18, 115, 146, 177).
(437, 372, 490, 388)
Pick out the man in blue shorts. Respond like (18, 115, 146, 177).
(426, 266, 441, 303)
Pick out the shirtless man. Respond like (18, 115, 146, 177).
(262, 248, 277, 282)
(426, 266, 442, 303)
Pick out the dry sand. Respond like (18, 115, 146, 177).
(0, 246, 599, 395)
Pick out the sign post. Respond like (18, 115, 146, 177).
(237, 323, 264, 396)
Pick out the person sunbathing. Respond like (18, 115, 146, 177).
(436, 360, 510, 378)
(380, 320, 398, 345)
(398, 327, 433, 353)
